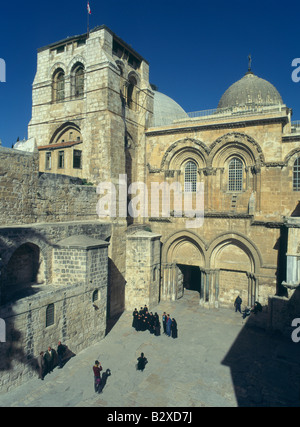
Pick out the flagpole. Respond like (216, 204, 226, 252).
(87, 2, 90, 36)
(87, 5, 89, 36)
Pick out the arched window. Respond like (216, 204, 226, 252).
(184, 161, 197, 192)
(228, 158, 243, 192)
(46, 304, 55, 327)
(127, 75, 137, 110)
(71, 63, 84, 98)
(53, 69, 65, 102)
(293, 157, 300, 191)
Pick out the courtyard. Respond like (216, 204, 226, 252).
(0, 290, 299, 408)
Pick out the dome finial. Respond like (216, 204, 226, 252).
(248, 54, 252, 72)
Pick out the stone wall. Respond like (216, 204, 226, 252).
(0, 231, 109, 394)
(0, 147, 100, 226)
(0, 281, 107, 393)
(0, 148, 39, 225)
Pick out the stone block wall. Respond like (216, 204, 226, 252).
(0, 148, 39, 225)
(0, 280, 107, 393)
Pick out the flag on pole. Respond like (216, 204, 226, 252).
(87, 1, 91, 14)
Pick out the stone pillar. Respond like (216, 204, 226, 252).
(125, 230, 161, 309)
(199, 269, 219, 308)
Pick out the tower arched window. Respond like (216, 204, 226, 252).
(127, 75, 137, 110)
(228, 158, 243, 192)
(53, 69, 65, 102)
(46, 304, 55, 327)
(293, 157, 300, 191)
(184, 161, 197, 192)
(71, 63, 85, 98)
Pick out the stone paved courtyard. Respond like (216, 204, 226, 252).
(0, 290, 300, 408)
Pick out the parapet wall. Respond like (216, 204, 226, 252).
(0, 147, 99, 226)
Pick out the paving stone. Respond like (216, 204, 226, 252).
(0, 290, 300, 407)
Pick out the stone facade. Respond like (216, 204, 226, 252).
(1, 24, 300, 393)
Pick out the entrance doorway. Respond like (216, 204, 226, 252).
(177, 264, 201, 294)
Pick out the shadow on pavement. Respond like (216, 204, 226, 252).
(222, 311, 300, 407)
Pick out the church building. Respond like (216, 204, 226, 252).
(1, 24, 300, 392)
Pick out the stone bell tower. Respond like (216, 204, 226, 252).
(28, 25, 153, 187)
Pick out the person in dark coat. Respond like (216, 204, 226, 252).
(37, 351, 45, 380)
(132, 308, 139, 329)
(137, 353, 148, 371)
(234, 295, 242, 313)
(154, 313, 161, 336)
(162, 312, 167, 334)
(44, 346, 56, 374)
(57, 341, 66, 368)
(171, 318, 178, 339)
(149, 312, 155, 334)
(93, 360, 103, 393)
(251, 301, 262, 314)
(166, 314, 172, 337)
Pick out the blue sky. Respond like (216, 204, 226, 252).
(1, 0, 300, 147)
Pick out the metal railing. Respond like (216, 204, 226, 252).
(151, 104, 288, 128)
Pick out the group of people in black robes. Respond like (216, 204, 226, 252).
(132, 306, 178, 339)
(132, 305, 161, 336)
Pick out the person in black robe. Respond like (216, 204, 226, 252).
(136, 352, 148, 371)
(171, 318, 178, 339)
(136, 314, 142, 331)
(132, 308, 138, 329)
(141, 313, 147, 331)
(162, 312, 167, 334)
(149, 312, 155, 334)
(154, 313, 161, 336)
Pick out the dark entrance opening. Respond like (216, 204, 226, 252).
(177, 264, 201, 294)
(3, 243, 41, 302)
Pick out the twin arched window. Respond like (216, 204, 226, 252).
(183, 158, 244, 192)
(52, 63, 85, 102)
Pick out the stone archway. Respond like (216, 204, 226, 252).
(161, 231, 206, 301)
(209, 233, 262, 307)
(3, 242, 43, 302)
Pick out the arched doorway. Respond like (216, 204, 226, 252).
(209, 234, 261, 307)
(161, 231, 206, 301)
(4, 243, 42, 302)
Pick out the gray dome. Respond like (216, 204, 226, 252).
(217, 71, 283, 110)
(152, 91, 188, 126)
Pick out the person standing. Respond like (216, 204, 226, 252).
(162, 312, 167, 334)
(44, 346, 55, 374)
(132, 308, 138, 329)
(234, 295, 242, 313)
(154, 313, 160, 336)
(166, 314, 172, 337)
(37, 351, 45, 380)
(171, 318, 178, 339)
(57, 341, 66, 369)
(93, 360, 103, 393)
